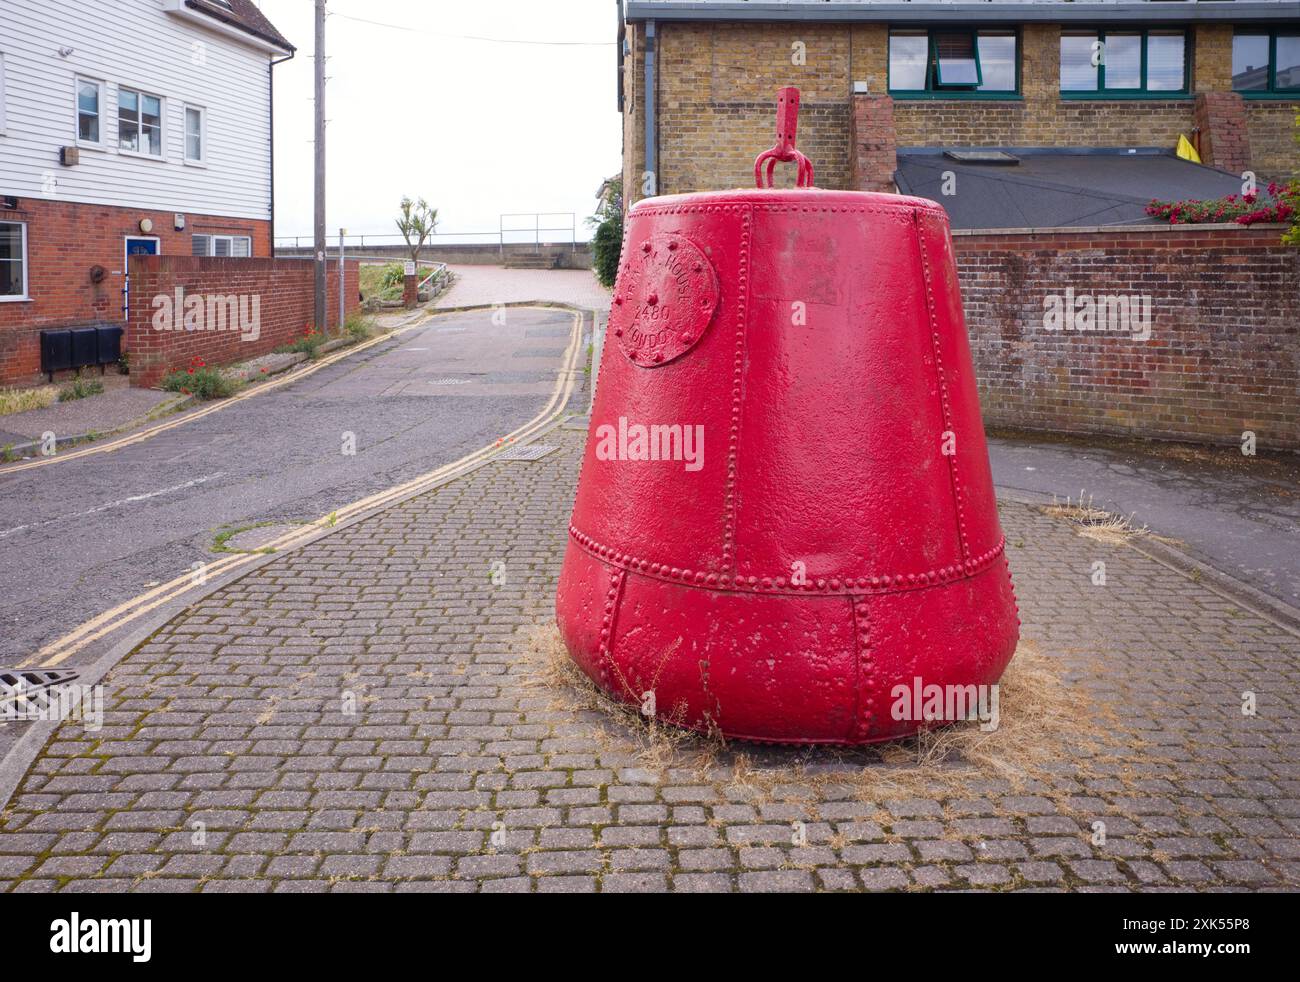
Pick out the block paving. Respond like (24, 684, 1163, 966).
(1, 425, 1297, 892)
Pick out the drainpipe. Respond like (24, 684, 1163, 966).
(644, 19, 657, 197)
(268, 50, 295, 255)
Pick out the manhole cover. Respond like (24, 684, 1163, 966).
(495, 444, 559, 461)
(524, 326, 572, 339)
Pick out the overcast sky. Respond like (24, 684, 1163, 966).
(259, 0, 621, 245)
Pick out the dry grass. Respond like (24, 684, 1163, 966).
(524, 624, 724, 775)
(1043, 490, 1149, 545)
(0, 385, 57, 417)
(523, 624, 1133, 805)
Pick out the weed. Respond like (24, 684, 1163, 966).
(1043, 491, 1148, 544)
(0, 385, 57, 416)
(160, 356, 240, 400)
(344, 314, 375, 343)
(57, 377, 104, 402)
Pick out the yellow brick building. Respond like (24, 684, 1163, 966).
(617, 1, 1300, 219)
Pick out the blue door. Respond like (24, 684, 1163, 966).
(123, 237, 159, 319)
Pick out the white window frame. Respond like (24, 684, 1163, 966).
(193, 234, 252, 257)
(0, 220, 29, 303)
(183, 103, 206, 164)
(116, 84, 166, 159)
(75, 75, 106, 148)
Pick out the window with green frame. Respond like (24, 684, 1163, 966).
(1232, 30, 1300, 94)
(1059, 29, 1189, 96)
(888, 29, 1018, 97)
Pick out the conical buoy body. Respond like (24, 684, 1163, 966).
(556, 91, 1019, 744)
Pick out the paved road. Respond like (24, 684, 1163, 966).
(0, 306, 579, 667)
(438, 265, 610, 312)
(988, 435, 1300, 608)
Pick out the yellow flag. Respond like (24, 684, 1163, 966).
(1176, 134, 1201, 164)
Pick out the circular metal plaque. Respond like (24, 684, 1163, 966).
(611, 234, 719, 367)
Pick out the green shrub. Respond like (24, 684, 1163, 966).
(380, 263, 406, 291)
(591, 212, 623, 289)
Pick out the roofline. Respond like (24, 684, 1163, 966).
(622, 2, 1300, 25)
(166, 0, 295, 54)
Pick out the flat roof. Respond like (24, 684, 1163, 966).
(894, 148, 1246, 230)
(623, 1, 1300, 25)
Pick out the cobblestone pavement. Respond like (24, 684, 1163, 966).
(438, 265, 611, 312)
(1, 423, 1297, 893)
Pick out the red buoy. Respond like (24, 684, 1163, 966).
(556, 88, 1019, 744)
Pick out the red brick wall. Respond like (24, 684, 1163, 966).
(127, 255, 361, 388)
(0, 197, 270, 384)
(953, 225, 1300, 450)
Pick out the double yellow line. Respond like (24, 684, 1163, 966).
(20, 308, 583, 668)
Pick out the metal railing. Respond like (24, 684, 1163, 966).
(419, 263, 450, 294)
(275, 213, 585, 253)
(275, 230, 501, 251)
(498, 213, 579, 255)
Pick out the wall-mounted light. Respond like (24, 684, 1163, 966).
(139, 218, 154, 234)
(58, 47, 74, 58)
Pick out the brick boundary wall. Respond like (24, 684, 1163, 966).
(127, 256, 360, 388)
(952, 224, 1300, 451)
(0, 198, 270, 385)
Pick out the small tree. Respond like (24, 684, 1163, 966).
(589, 175, 623, 289)
(396, 197, 439, 267)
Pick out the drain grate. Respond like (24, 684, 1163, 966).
(0, 669, 80, 702)
(428, 378, 471, 386)
(494, 444, 560, 462)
